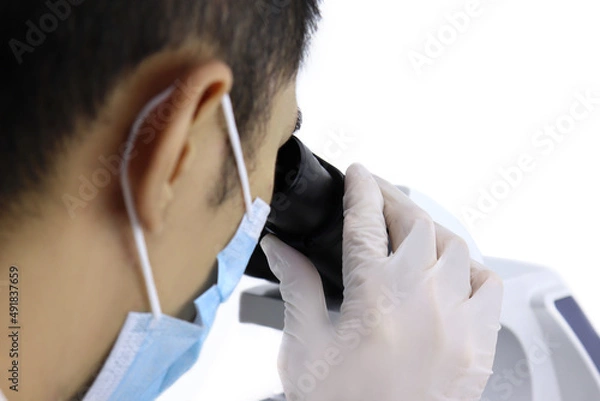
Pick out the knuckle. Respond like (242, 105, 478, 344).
(412, 214, 435, 235)
(344, 267, 373, 293)
(446, 235, 470, 257)
(483, 270, 504, 290)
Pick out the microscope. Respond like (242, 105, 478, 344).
(241, 136, 600, 401)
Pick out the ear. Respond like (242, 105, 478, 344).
(126, 60, 233, 233)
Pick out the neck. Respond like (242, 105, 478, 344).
(0, 211, 147, 401)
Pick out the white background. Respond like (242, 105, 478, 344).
(161, 0, 600, 399)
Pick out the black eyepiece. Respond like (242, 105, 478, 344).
(245, 136, 345, 300)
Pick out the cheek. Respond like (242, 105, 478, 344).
(250, 138, 280, 204)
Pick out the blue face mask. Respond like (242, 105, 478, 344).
(83, 86, 271, 401)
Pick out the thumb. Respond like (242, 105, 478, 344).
(260, 234, 331, 340)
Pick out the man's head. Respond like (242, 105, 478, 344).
(0, 1, 320, 399)
(1, 0, 319, 220)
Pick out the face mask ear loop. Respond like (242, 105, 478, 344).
(121, 85, 176, 320)
(221, 94, 254, 219)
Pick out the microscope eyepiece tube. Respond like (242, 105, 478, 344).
(246, 136, 345, 299)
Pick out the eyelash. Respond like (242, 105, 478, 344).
(294, 109, 303, 133)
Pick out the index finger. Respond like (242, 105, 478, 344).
(374, 175, 437, 267)
(343, 164, 389, 268)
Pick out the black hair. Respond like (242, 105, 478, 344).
(0, 0, 320, 223)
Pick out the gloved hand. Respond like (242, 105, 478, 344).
(260, 163, 503, 401)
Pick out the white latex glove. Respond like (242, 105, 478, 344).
(260, 163, 503, 401)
